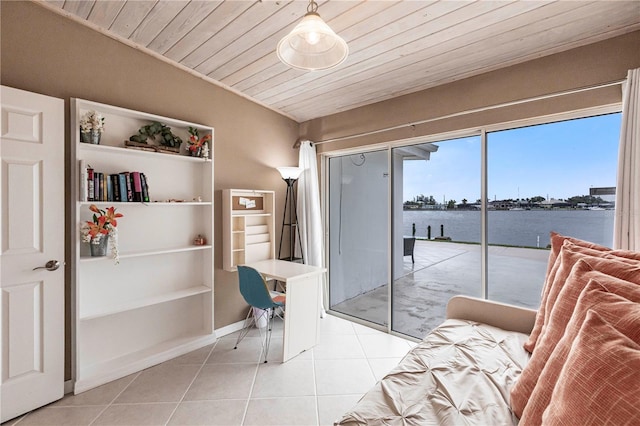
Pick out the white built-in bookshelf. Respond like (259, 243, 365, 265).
(70, 98, 215, 393)
(222, 189, 275, 271)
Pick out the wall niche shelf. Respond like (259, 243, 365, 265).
(70, 98, 215, 394)
(223, 189, 275, 271)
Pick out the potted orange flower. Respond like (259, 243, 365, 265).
(81, 204, 123, 263)
(186, 127, 211, 158)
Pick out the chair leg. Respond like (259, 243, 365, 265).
(234, 307, 255, 350)
(262, 308, 274, 363)
(235, 307, 278, 363)
(248, 308, 272, 363)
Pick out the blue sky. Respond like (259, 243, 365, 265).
(403, 113, 622, 203)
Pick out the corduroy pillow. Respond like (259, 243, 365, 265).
(541, 242, 640, 327)
(518, 278, 640, 425)
(523, 232, 611, 353)
(540, 310, 640, 426)
(523, 238, 640, 354)
(511, 256, 640, 418)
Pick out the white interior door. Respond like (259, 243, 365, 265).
(1, 86, 65, 422)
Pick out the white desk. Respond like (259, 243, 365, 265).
(243, 259, 326, 362)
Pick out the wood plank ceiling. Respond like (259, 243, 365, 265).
(43, 0, 640, 122)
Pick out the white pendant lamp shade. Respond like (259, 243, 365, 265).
(277, 2, 348, 71)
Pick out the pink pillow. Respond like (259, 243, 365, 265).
(523, 238, 639, 353)
(523, 233, 611, 353)
(518, 278, 640, 424)
(560, 243, 640, 262)
(541, 243, 640, 327)
(511, 257, 640, 418)
(540, 311, 640, 426)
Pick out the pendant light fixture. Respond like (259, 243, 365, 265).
(277, 0, 348, 71)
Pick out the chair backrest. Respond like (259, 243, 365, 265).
(237, 266, 280, 310)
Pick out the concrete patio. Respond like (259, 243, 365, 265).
(331, 240, 549, 339)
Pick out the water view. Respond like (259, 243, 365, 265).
(403, 209, 614, 249)
(330, 113, 620, 339)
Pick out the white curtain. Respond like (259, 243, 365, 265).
(297, 141, 324, 266)
(297, 141, 327, 313)
(613, 68, 640, 251)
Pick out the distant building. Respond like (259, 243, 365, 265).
(539, 198, 570, 208)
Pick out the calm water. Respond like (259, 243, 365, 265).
(403, 209, 615, 248)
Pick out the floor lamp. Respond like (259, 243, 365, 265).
(276, 167, 304, 263)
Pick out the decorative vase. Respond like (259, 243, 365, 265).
(81, 129, 101, 145)
(90, 235, 109, 257)
(190, 146, 202, 157)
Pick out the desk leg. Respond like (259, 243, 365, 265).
(282, 274, 321, 362)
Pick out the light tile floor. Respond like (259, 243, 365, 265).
(4, 315, 415, 426)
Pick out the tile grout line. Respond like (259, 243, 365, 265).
(239, 366, 261, 425)
(87, 370, 143, 426)
(354, 329, 379, 383)
(240, 348, 263, 425)
(164, 342, 218, 426)
(312, 346, 320, 426)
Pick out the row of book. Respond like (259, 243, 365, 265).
(80, 161, 149, 202)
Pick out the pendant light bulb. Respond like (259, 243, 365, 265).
(305, 30, 320, 45)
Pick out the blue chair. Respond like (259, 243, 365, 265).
(234, 265, 286, 363)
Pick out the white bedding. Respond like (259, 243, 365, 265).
(336, 319, 531, 426)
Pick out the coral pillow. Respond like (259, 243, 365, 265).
(540, 310, 640, 426)
(523, 232, 611, 353)
(541, 242, 640, 328)
(523, 237, 640, 353)
(518, 278, 640, 425)
(511, 257, 640, 418)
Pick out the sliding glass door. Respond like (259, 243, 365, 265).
(325, 110, 620, 339)
(328, 151, 389, 327)
(391, 136, 481, 337)
(486, 113, 621, 307)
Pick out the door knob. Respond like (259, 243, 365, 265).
(33, 260, 61, 271)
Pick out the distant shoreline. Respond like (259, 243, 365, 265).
(403, 209, 614, 248)
(403, 206, 614, 211)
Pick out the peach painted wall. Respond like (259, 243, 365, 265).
(1, 0, 299, 380)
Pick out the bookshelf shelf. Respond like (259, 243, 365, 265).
(71, 98, 215, 394)
(79, 201, 213, 206)
(79, 245, 212, 262)
(79, 285, 211, 321)
(79, 142, 212, 162)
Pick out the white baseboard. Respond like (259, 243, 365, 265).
(64, 380, 74, 395)
(214, 319, 245, 338)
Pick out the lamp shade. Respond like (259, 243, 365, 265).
(277, 12, 348, 71)
(277, 166, 303, 180)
